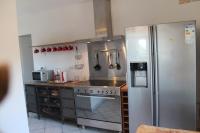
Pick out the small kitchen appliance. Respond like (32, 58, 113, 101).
(32, 69, 53, 82)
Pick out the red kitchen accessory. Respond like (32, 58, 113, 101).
(63, 46, 68, 51)
(47, 47, 52, 52)
(34, 48, 39, 53)
(58, 46, 63, 51)
(53, 47, 57, 52)
(69, 45, 73, 50)
(41, 48, 46, 52)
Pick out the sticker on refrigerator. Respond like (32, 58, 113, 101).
(185, 24, 195, 45)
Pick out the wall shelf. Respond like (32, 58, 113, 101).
(31, 35, 125, 48)
(32, 42, 76, 48)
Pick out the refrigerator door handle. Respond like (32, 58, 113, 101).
(149, 26, 155, 126)
(153, 25, 160, 126)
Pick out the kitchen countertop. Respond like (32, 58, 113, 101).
(25, 81, 80, 88)
(25, 80, 126, 89)
(121, 84, 128, 92)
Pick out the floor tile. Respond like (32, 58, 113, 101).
(45, 119, 62, 128)
(45, 127, 62, 133)
(79, 127, 115, 133)
(62, 123, 81, 133)
(29, 118, 45, 130)
(28, 113, 118, 133)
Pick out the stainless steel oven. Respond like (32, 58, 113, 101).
(74, 87, 122, 132)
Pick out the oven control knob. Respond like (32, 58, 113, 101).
(110, 90, 112, 94)
(97, 90, 100, 94)
(105, 90, 108, 94)
(102, 90, 104, 94)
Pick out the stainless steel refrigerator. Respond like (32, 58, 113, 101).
(126, 21, 198, 133)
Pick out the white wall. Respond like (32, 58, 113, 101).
(111, 0, 200, 36)
(0, 0, 29, 133)
(16, 0, 200, 80)
(33, 44, 89, 81)
(17, 0, 95, 45)
(17, 0, 200, 42)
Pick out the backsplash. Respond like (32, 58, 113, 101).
(88, 39, 127, 80)
(33, 43, 89, 81)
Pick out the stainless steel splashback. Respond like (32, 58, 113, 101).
(88, 39, 127, 80)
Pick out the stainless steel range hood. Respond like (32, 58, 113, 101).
(76, 0, 124, 44)
(93, 0, 113, 38)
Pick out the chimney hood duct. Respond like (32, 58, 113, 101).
(93, 0, 113, 39)
(76, 0, 124, 44)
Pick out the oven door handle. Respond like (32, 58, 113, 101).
(76, 94, 116, 100)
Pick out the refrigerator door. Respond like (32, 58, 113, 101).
(126, 26, 154, 133)
(156, 21, 196, 130)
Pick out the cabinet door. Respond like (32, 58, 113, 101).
(26, 86, 37, 113)
(28, 104, 37, 112)
(60, 88, 74, 99)
(62, 99, 75, 109)
(27, 95, 37, 104)
(62, 108, 75, 119)
(26, 86, 36, 96)
(60, 88, 76, 120)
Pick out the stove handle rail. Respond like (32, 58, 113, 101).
(76, 94, 116, 100)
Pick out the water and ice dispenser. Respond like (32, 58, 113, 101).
(130, 62, 147, 87)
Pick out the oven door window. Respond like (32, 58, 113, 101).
(75, 95, 121, 123)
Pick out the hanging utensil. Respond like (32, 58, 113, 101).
(74, 46, 84, 70)
(94, 52, 101, 71)
(108, 52, 115, 69)
(75, 46, 82, 60)
(116, 50, 121, 70)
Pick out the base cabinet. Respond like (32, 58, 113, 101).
(26, 86, 38, 115)
(25, 85, 76, 122)
(60, 88, 76, 120)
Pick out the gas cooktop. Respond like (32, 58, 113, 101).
(75, 80, 126, 88)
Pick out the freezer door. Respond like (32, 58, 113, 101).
(126, 26, 154, 133)
(156, 21, 196, 130)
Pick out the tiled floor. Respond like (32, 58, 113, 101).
(28, 113, 118, 133)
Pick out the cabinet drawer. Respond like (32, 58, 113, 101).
(62, 108, 75, 118)
(60, 89, 74, 99)
(28, 104, 37, 113)
(62, 99, 75, 109)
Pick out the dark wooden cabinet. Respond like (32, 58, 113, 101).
(60, 88, 76, 120)
(26, 86, 38, 115)
(25, 85, 76, 122)
(36, 87, 62, 119)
